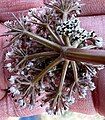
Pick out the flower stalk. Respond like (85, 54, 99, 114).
(23, 30, 61, 52)
(32, 56, 63, 84)
(63, 47, 105, 64)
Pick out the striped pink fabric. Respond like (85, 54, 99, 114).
(80, 15, 105, 42)
(0, 0, 105, 21)
(70, 91, 96, 115)
(0, 0, 44, 21)
(81, 0, 105, 16)
(92, 69, 105, 116)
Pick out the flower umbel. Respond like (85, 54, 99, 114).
(3, 0, 105, 115)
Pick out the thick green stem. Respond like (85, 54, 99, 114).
(23, 30, 61, 52)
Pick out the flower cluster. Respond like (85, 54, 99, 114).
(4, 0, 105, 115)
(46, 0, 82, 15)
(57, 16, 80, 36)
(56, 16, 103, 48)
(78, 79, 96, 98)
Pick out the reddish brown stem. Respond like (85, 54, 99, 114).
(62, 47, 105, 64)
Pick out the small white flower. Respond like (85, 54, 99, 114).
(75, 2, 80, 6)
(28, 8, 40, 22)
(14, 89, 20, 95)
(79, 86, 87, 98)
(74, 2, 81, 15)
(76, 10, 81, 14)
(41, 83, 45, 89)
(78, 28, 84, 33)
(9, 86, 20, 95)
(89, 82, 96, 91)
(27, 62, 34, 67)
(18, 99, 24, 106)
(95, 37, 103, 48)
(9, 86, 17, 93)
(8, 76, 17, 84)
(6, 63, 14, 72)
(83, 30, 88, 36)
(18, 99, 26, 108)
(48, 71, 54, 77)
(81, 85, 88, 91)
(88, 31, 96, 38)
(67, 96, 75, 105)
(82, 89, 87, 95)
(24, 15, 29, 20)
(14, 39, 20, 44)
(46, 107, 53, 115)
(28, 8, 37, 17)
(6, 63, 12, 68)
(4, 20, 12, 26)
(8, 68, 14, 72)
(92, 69, 97, 76)
(85, 73, 91, 80)
(79, 94, 86, 98)
(90, 86, 96, 91)
(21, 71, 25, 75)
(29, 105, 34, 110)
(97, 65, 105, 70)
(5, 51, 14, 60)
